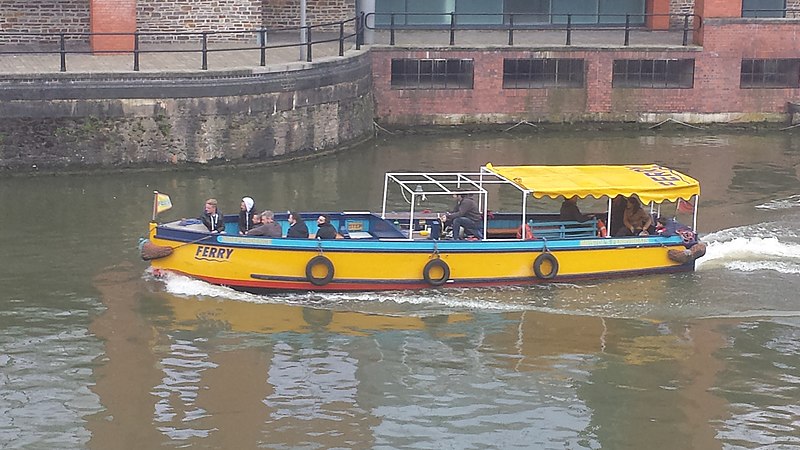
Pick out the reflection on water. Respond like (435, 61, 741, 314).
(1, 131, 799, 448)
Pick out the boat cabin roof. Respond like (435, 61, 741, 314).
(484, 163, 700, 204)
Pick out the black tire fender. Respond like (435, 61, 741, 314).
(533, 252, 559, 279)
(423, 259, 450, 286)
(306, 255, 335, 286)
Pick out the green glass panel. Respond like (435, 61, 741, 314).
(742, 0, 786, 18)
(456, 0, 503, 25)
(598, 0, 645, 24)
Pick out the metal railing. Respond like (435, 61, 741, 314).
(0, 14, 365, 72)
(365, 12, 701, 47)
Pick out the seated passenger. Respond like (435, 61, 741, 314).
(655, 216, 679, 237)
(315, 215, 337, 239)
(559, 195, 595, 222)
(238, 196, 257, 234)
(247, 210, 282, 238)
(286, 211, 309, 238)
(622, 197, 653, 236)
(444, 192, 483, 240)
(200, 198, 225, 233)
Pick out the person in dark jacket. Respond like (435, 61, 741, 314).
(286, 211, 309, 238)
(609, 195, 628, 236)
(559, 195, 595, 222)
(238, 196, 257, 234)
(655, 216, 679, 237)
(200, 198, 225, 233)
(445, 192, 483, 240)
(315, 215, 338, 239)
(247, 210, 283, 237)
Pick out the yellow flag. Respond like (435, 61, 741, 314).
(156, 193, 172, 214)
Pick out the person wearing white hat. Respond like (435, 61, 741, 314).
(238, 196, 257, 234)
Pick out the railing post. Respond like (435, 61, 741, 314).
(449, 11, 455, 45)
(624, 14, 630, 46)
(339, 22, 345, 56)
(508, 14, 514, 46)
(133, 31, 140, 71)
(566, 15, 572, 45)
(59, 33, 66, 72)
(356, 12, 364, 50)
(682, 14, 689, 46)
(260, 28, 266, 66)
(390, 14, 395, 46)
(201, 32, 208, 70)
(306, 27, 312, 62)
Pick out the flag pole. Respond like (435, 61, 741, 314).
(152, 191, 159, 221)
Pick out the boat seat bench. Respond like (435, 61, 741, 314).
(487, 220, 598, 239)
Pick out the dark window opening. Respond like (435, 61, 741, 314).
(503, 58, 585, 88)
(742, 0, 786, 18)
(740, 59, 800, 88)
(612, 59, 694, 88)
(390, 58, 474, 89)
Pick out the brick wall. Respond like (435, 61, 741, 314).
(0, 0, 356, 45)
(137, 0, 263, 42)
(698, 20, 800, 112)
(372, 48, 706, 125)
(670, 0, 694, 27)
(263, 0, 355, 29)
(371, 20, 800, 126)
(91, 0, 136, 51)
(0, 0, 90, 44)
(789, 0, 800, 18)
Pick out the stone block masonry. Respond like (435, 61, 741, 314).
(0, 52, 374, 171)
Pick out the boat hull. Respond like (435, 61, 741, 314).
(146, 224, 697, 292)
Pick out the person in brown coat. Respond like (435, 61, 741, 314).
(623, 197, 653, 236)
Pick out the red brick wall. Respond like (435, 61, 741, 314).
(372, 19, 800, 125)
(90, 0, 136, 52)
(0, 0, 90, 44)
(372, 48, 705, 124)
(698, 21, 800, 112)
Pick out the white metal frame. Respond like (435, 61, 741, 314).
(381, 168, 532, 240)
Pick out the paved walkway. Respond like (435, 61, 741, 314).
(0, 29, 695, 76)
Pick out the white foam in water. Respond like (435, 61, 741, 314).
(698, 224, 800, 274)
(148, 268, 531, 312)
(148, 269, 271, 304)
(755, 194, 800, 210)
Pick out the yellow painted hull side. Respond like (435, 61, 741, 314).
(148, 227, 693, 291)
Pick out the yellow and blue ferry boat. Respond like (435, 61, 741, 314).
(142, 164, 705, 292)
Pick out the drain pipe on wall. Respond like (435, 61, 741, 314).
(299, 0, 307, 61)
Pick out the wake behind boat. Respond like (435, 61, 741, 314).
(141, 164, 706, 292)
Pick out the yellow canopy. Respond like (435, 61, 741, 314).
(485, 163, 700, 204)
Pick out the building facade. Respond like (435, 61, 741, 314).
(1, 0, 800, 128)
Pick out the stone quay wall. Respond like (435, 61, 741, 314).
(0, 52, 374, 171)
